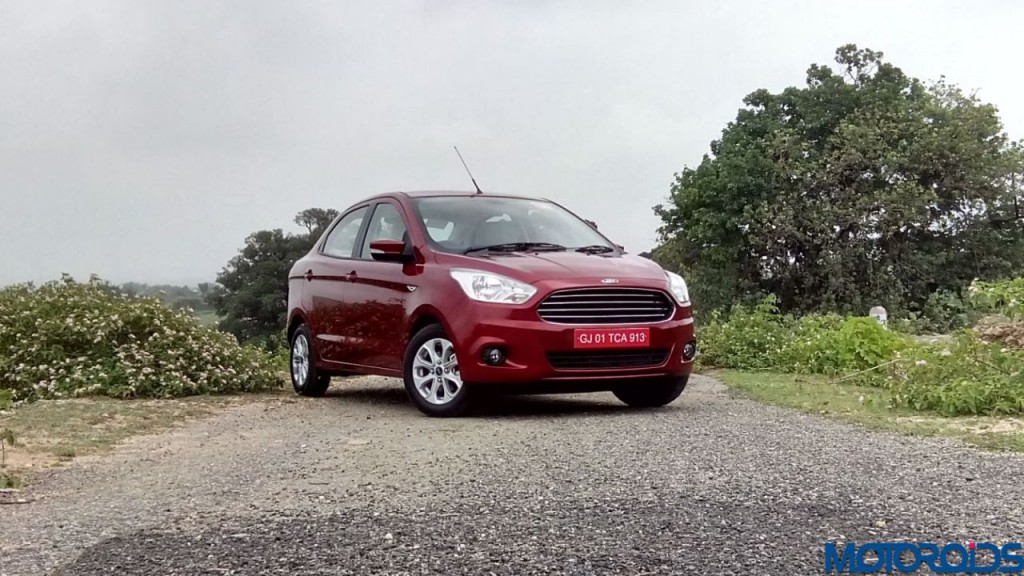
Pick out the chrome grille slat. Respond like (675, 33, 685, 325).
(536, 288, 674, 325)
(541, 313, 668, 319)
(546, 300, 663, 304)
(540, 307, 668, 312)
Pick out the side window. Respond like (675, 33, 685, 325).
(322, 206, 368, 258)
(359, 203, 408, 259)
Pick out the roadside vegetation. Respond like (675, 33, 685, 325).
(0, 275, 283, 406)
(697, 279, 1024, 416)
(696, 278, 1024, 450)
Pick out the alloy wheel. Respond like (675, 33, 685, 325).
(411, 337, 462, 405)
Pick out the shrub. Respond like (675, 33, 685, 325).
(970, 278, 1024, 320)
(696, 296, 792, 370)
(699, 291, 1024, 416)
(919, 289, 982, 334)
(880, 335, 1024, 416)
(0, 275, 282, 404)
(782, 316, 909, 377)
(888, 313, 929, 336)
(697, 296, 907, 376)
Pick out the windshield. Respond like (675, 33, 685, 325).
(409, 196, 616, 254)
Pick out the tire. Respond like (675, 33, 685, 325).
(613, 375, 688, 408)
(290, 324, 331, 397)
(402, 324, 472, 417)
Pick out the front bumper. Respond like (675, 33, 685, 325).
(446, 295, 696, 386)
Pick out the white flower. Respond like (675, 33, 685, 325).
(915, 360, 927, 366)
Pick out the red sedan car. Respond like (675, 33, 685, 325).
(287, 191, 696, 417)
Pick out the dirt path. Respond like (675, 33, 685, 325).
(2, 375, 1023, 575)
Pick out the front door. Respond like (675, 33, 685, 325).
(338, 200, 419, 373)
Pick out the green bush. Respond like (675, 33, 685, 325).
(0, 275, 282, 404)
(700, 291, 1024, 416)
(697, 296, 907, 376)
(782, 316, 909, 377)
(970, 278, 1024, 320)
(696, 296, 791, 370)
(879, 335, 1024, 416)
(920, 289, 983, 334)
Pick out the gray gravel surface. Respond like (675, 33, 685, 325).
(2, 374, 1023, 575)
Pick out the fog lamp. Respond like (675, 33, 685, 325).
(482, 347, 506, 366)
(682, 341, 697, 362)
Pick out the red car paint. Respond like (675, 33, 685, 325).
(287, 191, 695, 396)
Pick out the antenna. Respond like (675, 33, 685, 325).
(453, 146, 483, 194)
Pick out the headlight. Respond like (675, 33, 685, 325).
(665, 271, 690, 305)
(449, 269, 537, 304)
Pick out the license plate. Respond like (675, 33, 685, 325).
(573, 327, 650, 349)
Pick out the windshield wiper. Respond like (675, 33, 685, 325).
(463, 242, 567, 255)
(574, 244, 616, 254)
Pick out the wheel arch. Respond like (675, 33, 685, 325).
(287, 310, 308, 343)
(407, 305, 455, 345)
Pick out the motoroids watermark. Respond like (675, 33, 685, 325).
(824, 541, 1023, 573)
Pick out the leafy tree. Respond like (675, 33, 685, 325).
(654, 44, 1024, 317)
(294, 208, 339, 235)
(207, 208, 338, 346)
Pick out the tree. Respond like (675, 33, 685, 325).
(294, 208, 339, 236)
(207, 208, 338, 346)
(654, 44, 1024, 317)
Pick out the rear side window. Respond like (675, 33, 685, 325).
(322, 206, 367, 258)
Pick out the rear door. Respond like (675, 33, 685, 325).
(305, 204, 369, 364)
(338, 200, 417, 373)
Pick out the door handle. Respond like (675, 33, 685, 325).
(345, 270, 358, 282)
(304, 269, 313, 281)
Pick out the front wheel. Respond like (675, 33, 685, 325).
(613, 375, 688, 408)
(403, 324, 472, 417)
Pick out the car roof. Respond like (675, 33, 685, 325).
(361, 190, 551, 202)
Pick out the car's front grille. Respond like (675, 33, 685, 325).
(536, 288, 675, 325)
(546, 349, 670, 370)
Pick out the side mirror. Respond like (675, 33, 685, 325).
(369, 239, 414, 263)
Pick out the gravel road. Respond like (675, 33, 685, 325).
(2, 374, 1023, 575)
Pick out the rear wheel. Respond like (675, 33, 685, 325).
(403, 324, 472, 417)
(290, 324, 331, 397)
(613, 375, 688, 407)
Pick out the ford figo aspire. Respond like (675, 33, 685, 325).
(286, 191, 696, 417)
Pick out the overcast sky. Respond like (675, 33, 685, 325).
(2, 0, 1022, 286)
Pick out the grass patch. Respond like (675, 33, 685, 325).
(712, 369, 1024, 453)
(1, 472, 24, 489)
(0, 392, 285, 485)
